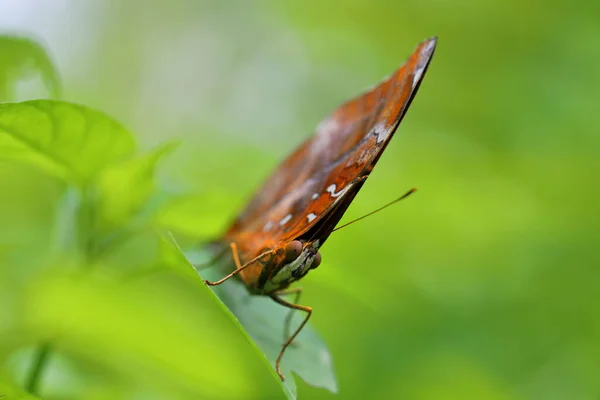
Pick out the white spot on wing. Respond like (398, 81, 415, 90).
(372, 122, 388, 144)
(279, 213, 293, 226)
(311, 193, 319, 200)
(326, 184, 337, 197)
(263, 221, 273, 232)
(327, 183, 348, 198)
(307, 213, 317, 222)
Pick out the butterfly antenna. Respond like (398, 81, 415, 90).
(332, 188, 417, 233)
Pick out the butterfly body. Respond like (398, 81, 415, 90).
(256, 240, 321, 294)
(205, 37, 438, 380)
(219, 234, 321, 295)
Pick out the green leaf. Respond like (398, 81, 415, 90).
(186, 245, 338, 399)
(0, 375, 40, 400)
(22, 264, 279, 399)
(0, 35, 61, 100)
(96, 141, 178, 228)
(0, 100, 135, 186)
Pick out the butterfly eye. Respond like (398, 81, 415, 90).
(309, 252, 322, 270)
(284, 240, 303, 263)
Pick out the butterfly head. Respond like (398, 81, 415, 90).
(257, 239, 322, 294)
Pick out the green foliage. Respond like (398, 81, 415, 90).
(0, 36, 334, 399)
(0, 374, 39, 400)
(0, 36, 60, 101)
(0, 101, 134, 186)
(96, 141, 178, 228)
(187, 248, 338, 399)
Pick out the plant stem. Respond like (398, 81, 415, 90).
(25, 341, 52, 395)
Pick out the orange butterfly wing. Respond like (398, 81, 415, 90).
(225, 38, 436, 250)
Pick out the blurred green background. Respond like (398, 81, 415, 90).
(1, 0, 599, 399)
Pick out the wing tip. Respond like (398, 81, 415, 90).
(408, 36, 437, 88)
(419, 36, 438, 59)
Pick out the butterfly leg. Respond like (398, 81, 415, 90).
(276, 287, 303, 342)
(270, 292, 312, 381)
(204, 243, 274, 286)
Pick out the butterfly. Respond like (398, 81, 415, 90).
(204, 37, 437, 380)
